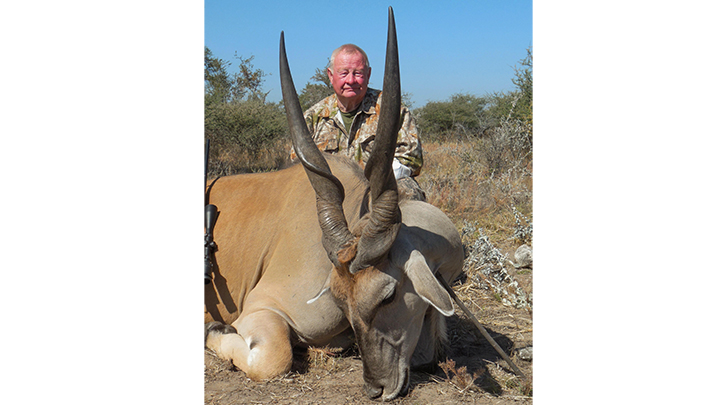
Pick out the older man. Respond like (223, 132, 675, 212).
(291, 43, 425, 200)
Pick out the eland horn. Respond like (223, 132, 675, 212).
(280, 31, 354, 268)
(350, 6, 402, 274)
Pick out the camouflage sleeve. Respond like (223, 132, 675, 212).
(394, 106, 423, 177)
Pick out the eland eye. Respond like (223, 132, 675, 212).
(380, 289, 396, 306)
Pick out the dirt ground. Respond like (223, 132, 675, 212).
(204, 267, 533, 404)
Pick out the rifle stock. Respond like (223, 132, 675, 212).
(204, 203, 218, 284)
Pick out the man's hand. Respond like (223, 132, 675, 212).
(392, 160, 412, 180)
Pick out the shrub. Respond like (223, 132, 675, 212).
(415, 93, 489, 142)
(205, 100, 289, 176)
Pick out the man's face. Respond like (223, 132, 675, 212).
(328, 51, 371, 111)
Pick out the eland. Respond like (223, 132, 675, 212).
(204, 7, 464, 400)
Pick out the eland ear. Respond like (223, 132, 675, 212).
(405, 251, 454, 316)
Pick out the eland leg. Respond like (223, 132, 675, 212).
(205, 310, 293, 380)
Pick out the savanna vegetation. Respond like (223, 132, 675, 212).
(204, 46, 533, 402)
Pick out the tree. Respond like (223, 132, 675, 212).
(477, 47, 533, 125)
(204, 47, 268, 106)
(205, 47, 231, 105)
(401, 91, 415, 110)
(511, 47, 532, 123)
(204, 46, 288, 174)
(298, 66, 334, 111)
(228, 53, 267, 103)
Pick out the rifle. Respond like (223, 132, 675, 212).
(204, 139, 218, 284)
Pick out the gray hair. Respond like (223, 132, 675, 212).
(328, 44, 370, 72)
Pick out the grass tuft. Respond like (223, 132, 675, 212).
(438, 358, 483, 393)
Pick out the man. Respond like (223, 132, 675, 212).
(291, 44, 425, 201)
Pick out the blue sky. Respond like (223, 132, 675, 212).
(205, 1, 532, 107)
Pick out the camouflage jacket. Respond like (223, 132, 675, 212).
(290, 88, 423, 176)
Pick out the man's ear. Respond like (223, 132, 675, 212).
(366, 66, 371, 81)
(327, 67, 334, 82)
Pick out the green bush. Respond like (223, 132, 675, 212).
(415, 93, 489, 141)
(205, 100, 288, 175)
(206, 101, 285, 151)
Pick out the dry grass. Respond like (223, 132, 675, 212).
(438, 358, 484, 393)
(305, 346, 345, 372)
(418, 135, 532, 253)
(419, 122, 534, 394)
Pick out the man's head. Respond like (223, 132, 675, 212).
(328, 44, 371, 112)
